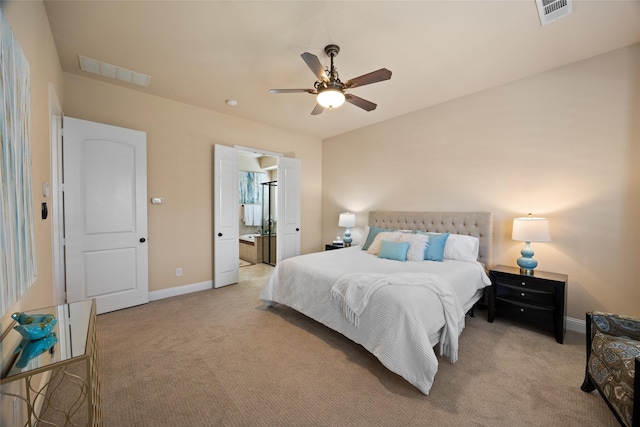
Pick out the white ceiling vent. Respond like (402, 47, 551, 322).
(536, 0, 573, 26)
(79, 55, 150, 87)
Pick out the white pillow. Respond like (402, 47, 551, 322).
(443, 234, 480, 262)
(366, 231, 402, 255)
(398, 233, 430, 261)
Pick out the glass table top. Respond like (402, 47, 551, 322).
(1, 299, 95, 382)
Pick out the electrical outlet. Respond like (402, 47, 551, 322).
(175, 268, 182, 277)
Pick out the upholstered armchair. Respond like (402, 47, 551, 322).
(581, 312, 640, 427)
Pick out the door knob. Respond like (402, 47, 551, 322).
(139, 238, 146, 243)
(218, 232, 223, 237)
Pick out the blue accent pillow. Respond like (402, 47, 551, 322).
(362, 227, 392, 250)
(378, 240, 410, 262)
(424, 233, 450, 262)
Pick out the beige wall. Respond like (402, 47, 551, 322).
(62, 73, 323, 292)
(1, 1, 64, 424)
(322, 43, 640, 319)
(1, 0, 63, 319)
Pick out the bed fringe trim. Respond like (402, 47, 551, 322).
(331, 290, 361, 328)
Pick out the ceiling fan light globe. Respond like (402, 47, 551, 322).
(317, 89, 345, 109)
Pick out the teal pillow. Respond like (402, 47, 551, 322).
(423, 232, 450, 262)
(362, 227, 392, 250)
(378, 240, 410, 262)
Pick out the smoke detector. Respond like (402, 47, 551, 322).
(536, 0, 573, 26)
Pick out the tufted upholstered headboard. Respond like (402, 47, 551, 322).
(368, 211, 493, 268)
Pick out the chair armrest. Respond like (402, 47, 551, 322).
(590, 311, 640, 341)
(635, 355, 640, 427)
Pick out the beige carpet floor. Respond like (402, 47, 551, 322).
(43, 263, 619, 426)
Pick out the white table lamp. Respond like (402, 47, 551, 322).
(338, 212, 356, 247)
(512, 214, 551, 276)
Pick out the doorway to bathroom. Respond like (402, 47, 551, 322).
(213, 144, 300, 288)
(238, 150, 278, 267)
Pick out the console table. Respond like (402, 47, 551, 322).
(1, 299, 102, 426)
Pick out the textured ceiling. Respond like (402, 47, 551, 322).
(44, 1, 640, 139)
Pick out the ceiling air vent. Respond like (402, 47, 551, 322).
(536, 0, 573, 26)
(79, 55, 150, 87)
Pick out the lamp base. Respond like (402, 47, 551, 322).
(516, 242, 538, 276)
(343, 228, 352, 247)
(519, 268, 535, 276)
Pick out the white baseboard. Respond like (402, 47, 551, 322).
(149, 280, 213, 302)
(566, 315, 585, 334)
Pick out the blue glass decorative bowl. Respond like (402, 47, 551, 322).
(13, 316, 57, 341)
(12, 312, 55, 325)
(15, 333, 58, 368)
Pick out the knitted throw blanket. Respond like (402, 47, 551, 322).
(331, 272, 465, 363)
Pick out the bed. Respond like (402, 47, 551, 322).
(259, 211, 493, 395)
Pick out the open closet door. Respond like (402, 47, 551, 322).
(213, 144, 239, 287)
(277, 157, 301, 262)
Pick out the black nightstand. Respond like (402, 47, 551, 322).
(325, 243, 345, 250)
(487, 265, 567, 344)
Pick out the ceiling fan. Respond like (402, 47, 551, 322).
(269, 44, 392, 115)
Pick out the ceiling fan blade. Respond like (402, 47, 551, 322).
(345, 94, 377, 112)
(301, 52, 328, 82)
(269, 88, 316, 94)
(345, 68, 392, 89)
(311, 104, 324, 115)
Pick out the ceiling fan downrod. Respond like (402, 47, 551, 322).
(324, 44, 341, 83)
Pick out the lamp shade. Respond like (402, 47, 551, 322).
(317, 89, 345, 109)
(338, 212, 356, 228)
(512, 216, 551, 242)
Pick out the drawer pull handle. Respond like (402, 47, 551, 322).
(521, 282, 526, 286)
(520, 308, 525, 313)
(521, 292, 526, 297)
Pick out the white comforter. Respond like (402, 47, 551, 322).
(259, 246, 491, 395)
(331, 272, 465, 363)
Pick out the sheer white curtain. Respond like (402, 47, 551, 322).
(239, 172, 266, 226)
(1, 10, 38, 315)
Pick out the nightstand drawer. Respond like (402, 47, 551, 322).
(495, 275, 556, 293)
(496, 298, 554, 325)
(495, 282, 555, 307)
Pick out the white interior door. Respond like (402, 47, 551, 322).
(214, 144, 239, 287)
(63, 117, 148, 314)
(277, 157, 301, 262)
